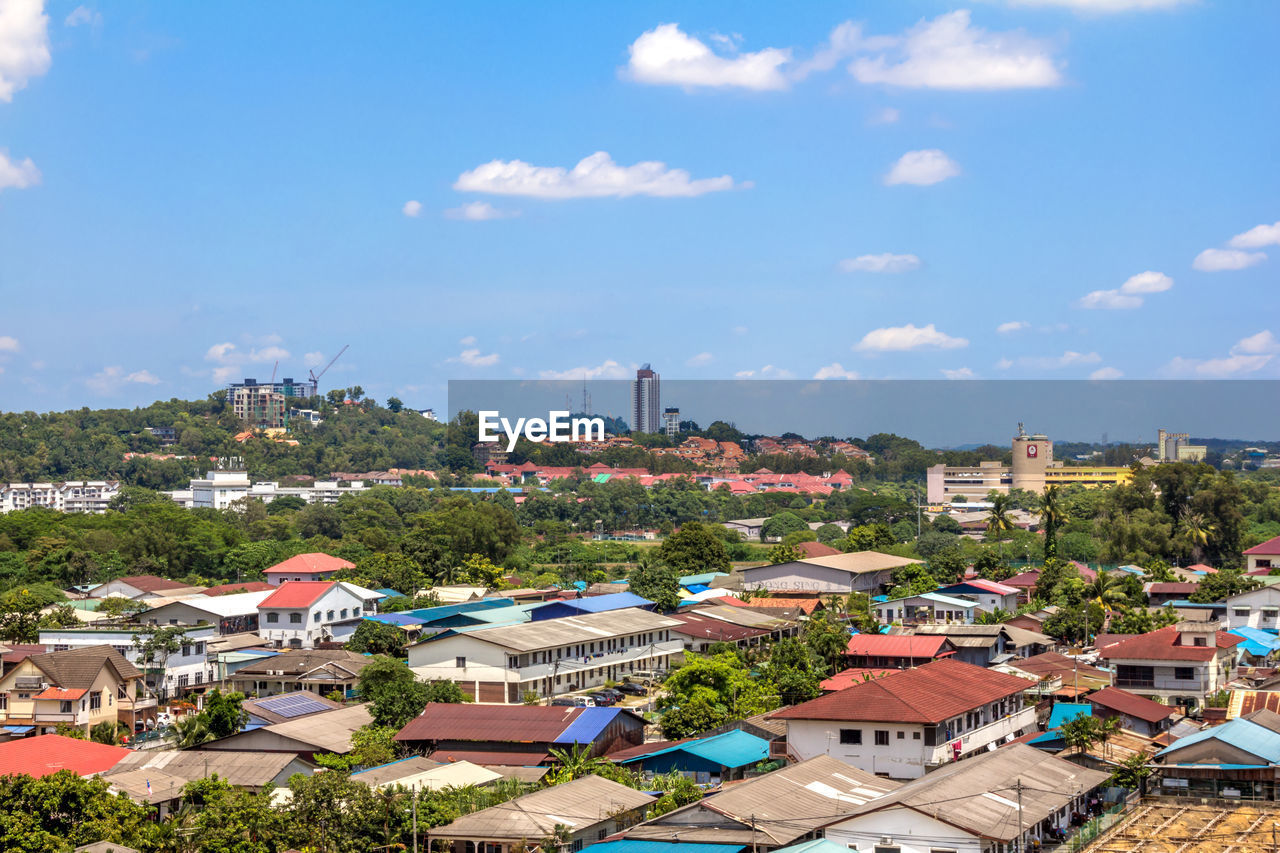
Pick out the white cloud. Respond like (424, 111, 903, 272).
(625, 23, 792, 91)
(1089, 366, 1123, 379)
(455, 152, 743, 200)
(813, 362, 860, 380)
(0, 150, 41, 191)
(445, 201, 518, 220)
(86, 366, 162, 394)
(203, 340, 291, 382)
(839, 253, 921, 273)
(869, 106, 900, 125)
(884, 149, 960, 186)
(0, 0, 50, 102)
(1079, 270, 1173, 309)
(854, 323, 968, 352)
(205, 342, 236, 362)
(451, 348, 499, 368)
(996, 357, 1014, 370)
(1175, 354, 1272, 378)
(64, 5, 101, 27)
(997, 321, 1029, 334)
(539, 360, 631, 380)
(303, 351, 324, 368)
(1193, 248, 1267, 272)
(459, 335, 477, 346)
(686, 352, 713, 367)
(401, 200, 422, 218)
(1232, 330, 1280, 356)
(851, 10, 1062, 90)
(1228, 221, 1280, 249)
(1009, 0, 1192, 11)
(941, 367, 975, 379)
(1024, 350, 1103, 368)
(0, 335, 19, 352)
(735, 365, 795, 379)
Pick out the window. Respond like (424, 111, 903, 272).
(60, 700, 72, 713)
(267, 612, 279, 624)
(0, 696, 7, 710)
(873, 846, 901, 853)
(1193, 636, 1207, 647)
(195, 672, 203, 685)
(177, 675, 189, 688)
(839, 729, 862, 745)
(897, 731, 905, 739)
(456, 656, 467, 668)
(1234, 607, 1251, 617)
(353, 607, 361, 617)
(195, 643, 205, 655)
(90, 693, 102, 710)
(181, 645, 191, 657)
(341, 609, 348, 619)
(52, 644, 70, 652)
(913, 731, 921, 739)
(290, 613, 302, 624)
(875, 730, 890, 746)
(313, 612, 321, 623)
(327, 610, 335, 621)
(1174, 667, 1195, 680)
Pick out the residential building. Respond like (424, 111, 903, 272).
(842, 634, 957, 670)
(902, 624, 1054, 667)
(926, 426, 1133, 503)
(407, 608, 683, 702)
(432, 774, 654, 853)
(529, 591, 653, 621)
(1222, 582, 1280, 630)
(1088, 686, 1180, 738)
(1246, 535, 1280, 572)
(241, 690, 346, 726)
(1146, 581, 1200, 607)
(1096, 622, 1242, 710)
(742, 551, 924, 596)
(821, 744, 1108, 853)
(138, 589, 272, 635)
(91, 574, 204, 601)
(873, 592, 980, 625)
(1005, 651, 1110, 699)
(612, 729, 770, 784)
(662, 407, 679, 438)
(773, 658, 1036, 779)
(1154, 709, 1280, 799)
(631, 364, 660, 434)
(256, 581, 382, 649)
(102, 750, 313, 817)
(228, 376, 317, 429)
(196, 702, 372, 761)
(37, 625, 214, 700)
(937, 579, 1021, 614)
(264, 552, 355, 585)
(351, 757, 502, 793)
(623, 755, 900, 850)
(227, 649, 374, 697)
(394, 703, 645, 764)
(0, 481, 120, 514)
(668, 611, 771, 652)
(0, 646, 149, 735)
(0, 734, 130, 777)
(189, 469, 252, 510)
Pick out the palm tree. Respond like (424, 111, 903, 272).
(985, 493, 1016, 558)
(1095, 716, 1121, 759)
(1086, 573, 1127, 611)
(1181, 512, 1216, 565)
(172, 713, 213, 748)
(548, 742, 607, 780)
(1038, 485, 1067, 560)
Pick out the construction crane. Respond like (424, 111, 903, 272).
(309, 344, 349, 387)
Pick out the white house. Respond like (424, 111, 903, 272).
(937, 579, 1021, 614)
(91, 574, 206, 601)
(263, 552, 354, 586)
(256, 581, 382, 649)
(0, 481, 120, 514)
(408, 608, 684, 703)
(1096, 622, 1242, 711)
(873, 592, 979, 626)
(1246, 535, 1280, 572)
(741, 551, 924, 596)
(38, 624, 216, 700)
(139, 589, 274, 635)
(822, 744, 1109, 853)
(773, 658, 1036, 779)
(1223, 580, 1280, 630)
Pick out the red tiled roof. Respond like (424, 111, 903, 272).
(202, 581, 276, 596)
(1, 644, 47, 664)
(0, 734, 130, 778)
(1187, 563, 1218, 573)
(669, 613, 771, 642)
(949, 579, 1020, 596)
(395, 703, 585, 744)
(1146, 582, 1198, 594)
(820, 668, 895, 691)
(33, 687, 87, 700)
(772, 659, 1031, 724)
(114, 574, 189, 593)
(795, 541, 842, 558)
(1096, 626, 1243, 662)
(258, 580, 336, 609)
(844, 634, 952, 659)
(747, 597, 825, 615)
(1246, 536, 1280, 556)
(1088, 686, 1178, 724)
(265, 553, 355, 575)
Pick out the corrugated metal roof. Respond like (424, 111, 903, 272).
(440, 608, 681, 653)
(1157, 717, 1280, 764)
(1088, 687, 1177, 723)
(617, 730, 768, 770)
(434, 775, 654, 840)
(1047, 703, 1092, 729)
(351, 756, 502, 791)
(556, 706, 620, 745)
(107, 749, 300, 788)
(530, 592, 654, 619)
(592, 843, 741, 853)
(396, 703, 641, 746)
(844, 634, 950, 658)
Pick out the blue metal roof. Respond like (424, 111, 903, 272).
(554, 707, 621, 745)
(530, 592, 653, 620)
(1229, 627, 1280, 657)
(404, 598, 514, 623)
(685, 584, 712, 594)
(775, 840, 852, 853)
(375, 588, 405, 599)
(1157, 718, 1280, 764)
(368, 613, 428, 627)
(590, 843, 742, 853)
(618, 730, 770, 770)
(679, 572, 731, 587)
(1048, 703, 1093, 729)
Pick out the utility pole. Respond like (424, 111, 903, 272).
(413, 788, 418, 853)
(1016, 779, 1025, 853)
(750, 814, 758, 853)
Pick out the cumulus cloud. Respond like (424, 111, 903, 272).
(625, 23, 791, 91)
(450, 348, 499, 368)
(839, 253, 921, 273)
(1089, 366, 1123, 379)
(813, 362, 860, 380)
(996, 358, 1014, 370)
(204, 340, 292, 383)
(941, 367, 975, 379)
(850, 11, 1062, 90)
(1018, 350, 1103, 369)
(1193, 248, 1267, 272)
(454, 151, 742, 199)
(997, 321, 1029, 334)
(1228, 221, 1280, 249)
(0, 335, 19, 352)
(86, 366, 162, 394)
(64, 5, 101, 27)
(1232, 330, 1280, 356)
(0, 0, 50, 102)
(854, 323, 968, 352)
(539, 360, 632, 380)
(1009, 0, 1191, 10)
(303, 351, 324, 368)
(459, 335, 477, 346)
(735, 365, 795, 379)
(1078, 270, 1173, 309)
(0, 150, 41, 191)
(686, 352, 713, 367)
(868, 106, 900, 125)
(401, 200, 422, 217)
(445, 201, 518, 220)
(883, 149, 960, 186)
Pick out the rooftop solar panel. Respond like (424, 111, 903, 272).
(257, 692, 332, 718)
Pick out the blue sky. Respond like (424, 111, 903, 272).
(0, 0, 1277, 412)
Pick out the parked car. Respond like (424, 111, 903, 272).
(550, 697, 576, 707)
(573, 695, 597, 707)
(590, 689, 623, 705)
(631, 670, 659, 685)
(616, 682, 647, 696)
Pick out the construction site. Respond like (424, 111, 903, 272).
(1088, 800, 1280, 852)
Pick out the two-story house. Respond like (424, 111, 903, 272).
(873, 592, 980, 625)
(1096, 622, 1242, 711)
(0, 646, 149, 735)
(38, 625, 216, 702)
(256, 581, 382, 649)
(263, 552, 355, 586)
(1223, 581, 1280, 630)
(1246, 535, 1280, 573)
(408, 607, 684, 703)
(937, 578, 1022, 614)
(772, 658, 1037, 779)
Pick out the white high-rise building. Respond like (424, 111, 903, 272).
(631, 365, 660, 434)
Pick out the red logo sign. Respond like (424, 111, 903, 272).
(1027, 444, 1038, 458)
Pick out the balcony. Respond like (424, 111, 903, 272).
(515, 639, 684, 682)
(927, 706, 1037, 766)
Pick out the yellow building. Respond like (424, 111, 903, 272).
(0, 646, 148, 735)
